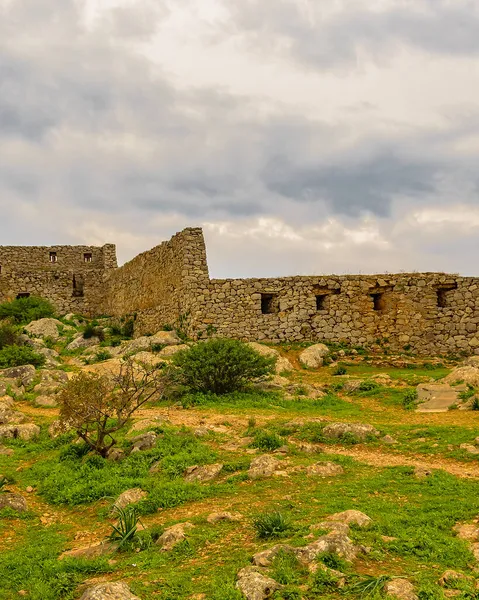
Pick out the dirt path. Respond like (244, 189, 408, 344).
(322, 445, 479, 479)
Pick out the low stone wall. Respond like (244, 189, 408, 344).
(191, 273, 479, 355)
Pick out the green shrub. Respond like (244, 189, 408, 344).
(472, 397, 479, 411)
(252, 511, 292, 539)
(358, 380, 380, 392)
(251, 430, 284, 451)
(172, 338, 276, 395)
(95, 350, 112, 362)
(333, 364, 347, 376)
(0, 296, 55, 324)
(108, 505, 142, 550)
(0, 345, 45, 368)
(122, 319, 135, 338)
(0, 321, 21, 349)
(82, 324, 105, 341)
(403, 389, 419, 410)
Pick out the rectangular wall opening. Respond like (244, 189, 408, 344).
(437, 283, 458, 308)
(261, 293, 278, 314)
(315, 287, 340, 312)
(16, 293, 30, 299)
(371, 292, 385, 311)
(72, 274, 85, 297)
(49, 251, 57, 263)
(83, 253, 92, 263)
(316, 295, 327, 310)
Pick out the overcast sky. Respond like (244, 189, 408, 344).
(1, 0, 479, 278)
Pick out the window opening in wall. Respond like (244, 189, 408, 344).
(72, 275, 85, 297)
(16, 293, 30, 299)
(83, 253, 92, 262)
(371, 292, 385, 312)
(49, 252, 57, 263)
(261, 293, 278, 314)
(316, 295, 327, 310)
(314, 287, 340, 312)
(436, 283, 458, 308)
(0, 265, 2, 274)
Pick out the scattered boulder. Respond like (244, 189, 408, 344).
(35, 396, 58, 408)
(0, 423, 40, 440)
(299, 344, 329, 369)
(37, 347, 61, 367)
(79, 582, 141, 600)
(132, 351, 167, 367)
(0, 405, 26, 425)
(414, 467, 433, 479)
(184, 464, 223, 483)
(129, 418, 166, 434)
(463, 356, 479, 368)
(158, 344, 190, 358)
(438, 571, 474, 588)
(156, 522, 194, 551)
(342, 379, 362, 393)
(306, 462, 344, 477)
(236, 566, 282, 600)
(313, 521, 351, 536)
(460, 443, 479, 455)
(0, 492, 27, 512)
(207, 511, 243, 524)
(60, 541, 116, 560)
(443, 366, 479, 388)
(248, 342, 294, 374)
(248, 455, 281, 479)
(384, 579, 418, 600)
(130, 431, 157, 452)
(67, 335, 100, 351)
(382, 435, 398, 445)
(0, 364, 36, 386)
(24, 318, 63, 340)
(322, 422, 380, 442)
(107, 448, 125, 461)
(326, 510, 372, 528)
(113, 488, 147, 510)
(114, 331, 181, 357)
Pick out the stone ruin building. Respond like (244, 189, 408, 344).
(1, 227, 478, 356)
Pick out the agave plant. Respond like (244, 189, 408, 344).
(348, 575, 392, 598)
(108, 505, 141, 550)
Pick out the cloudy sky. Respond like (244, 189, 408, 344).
(2, 0, 479, 277)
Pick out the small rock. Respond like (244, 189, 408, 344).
(207, 511, 243, 524)
(158, 344, 190, 358)
(60, 541, 116, 560)
(414, 466, 433, 479)
(24, 318, 63, 340)
(113, 488, 146, 510)
(342, 379, 363, 393)
(322, 422, 380, 442)
(306, 462, 344, 477)
(299, 344, 329, 369)
(130, 431, 157, 452)
(67, 336, 100, 351)
(236, 566, 282, 600)
(25, 486, 34, 493)
(454, 523, 479, 541)
(0, 492, 27, 512)
(106, 448, 125, 461)
(248, 455, 281, 479)
(460, 443, 479, 455)
(79, 582, 141, 600)
(382, 435, 398, 445)
(184, 464, 223, 483)
(325, 510, 372, 528)
(439, 571, 474, 588)
(35, 396, 58, 408)
(384, 578, 418, 600)
(156, 522, 194, 551)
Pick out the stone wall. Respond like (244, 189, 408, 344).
(0, 244, 117, 315)
(103, 228, 209, 334)
(190, 273, 479, 356)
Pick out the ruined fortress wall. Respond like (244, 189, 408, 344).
(192, 273, 479, 355)
(104, 228, 209, 334)
(0, 244, 117, 316)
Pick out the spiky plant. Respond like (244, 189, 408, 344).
(108, 505, 141, 550)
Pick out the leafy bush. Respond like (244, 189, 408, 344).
(358, 380, 380, 392)
(0, 296, 55, 325)
(310, 568, 342, 592)
(333, 364, 347, 376)
(172, 338, 275, 395)
(95, 350, 112, 362)
(472, 397, 479, 411)
(82, 323, 105, 341)
(0, 321, 21, 349)
(252, 511, 292, 539)
(0, 345, 45, 368)
(403, 389, 419, 410)
(251, 430, 284, 451)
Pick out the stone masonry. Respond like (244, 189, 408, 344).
(2, 229, 479, 356)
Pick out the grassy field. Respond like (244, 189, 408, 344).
(2, 343, 479, 600)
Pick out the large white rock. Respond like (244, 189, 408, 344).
(299, 344, 330, 369)
(248, 342, 294, 374)
(79, 582, 141, 600)
(24, 318, 63, 340)
(443, 366, 479, 388)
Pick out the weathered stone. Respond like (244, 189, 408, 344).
(131, 351, 167, 367)
(342, 379, 362, 393)
(236, 566, 282, 600)
(384, 579, 418, 600)
(414, 466, 433, 479)
(67, 335, 100, 351)
(0, 492, 27, 512)
(113, 488, 146, 510)
(24, 318, 63, 340)
(460, 443, 479, 455)
(35, 396, 58, 408)
(158, 344, 190, 358)
(0, 364, 36, 386)
(0, 405, 26, 424)
(438, 571, 474, 588)
(0, 423, 40, 440)
(184, 463, 223, 483)
(207, 511, 243, 524)
(107, 448, 125, 461)
(156, 522, 194, 551)
(306, 462, 344, 477)
(382, 435, 398, 444)
(79, 582, 141, 600)
(416, 383, 460, 413)
(322, 422, 380, 441)
(326, 510, 372, 528)
(248, 455, 281, 479)
(59, 541, 116, 560)
(130, 431, 157, 452)
(444, 366, 479, 388)
(129, 418, 166, 434)
(299, 344, 329, 369)
(248, 342, 294, 374)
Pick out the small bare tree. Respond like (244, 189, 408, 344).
(58, 359, 172, 457)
